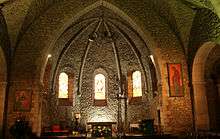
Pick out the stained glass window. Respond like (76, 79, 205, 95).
(132, 71, 142, 97)
(59, 72, 68, 98)
(95, 74, 105, 100)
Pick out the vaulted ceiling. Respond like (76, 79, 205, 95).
(1, 0, 219, 49)
(0, 0, 196, 48)
(0, 0, 219, 81)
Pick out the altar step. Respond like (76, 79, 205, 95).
(39, 133, 220, 139)
(39, 135, 177, 139)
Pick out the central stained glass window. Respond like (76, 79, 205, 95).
(95, 74, 105, 100)
(59, 72, 68, 98)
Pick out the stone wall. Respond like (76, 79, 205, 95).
(3, 0, 199, 136)
(44, 7, 152, 131)
(6, 80, 42, 137)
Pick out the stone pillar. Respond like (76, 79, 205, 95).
(31, 81, 44, 137)
(193, 81, 210, 131)
(0, 82, 7, 138)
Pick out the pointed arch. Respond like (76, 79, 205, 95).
(37, 0, 161, 85)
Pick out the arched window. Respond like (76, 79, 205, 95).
(59, 72, 68, 98)
(132, 71, 142, 97)
(95, 74, 106, 100)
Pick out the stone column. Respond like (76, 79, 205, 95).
(32, 81, 44, 137)
(193, 81, 210, 131)
(0, 81, 7, 138)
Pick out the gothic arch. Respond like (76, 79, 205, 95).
(47, 1, 163, 97)
(41, 3, 163, 131)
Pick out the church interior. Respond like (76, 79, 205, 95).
(0, 0, 220, 138)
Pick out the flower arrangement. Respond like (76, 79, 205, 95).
(92, 126, 111, 137)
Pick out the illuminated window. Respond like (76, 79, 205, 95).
(59, 72, 68, 98)
(95, 74, 105, 100)
(132, 71, 142, 97)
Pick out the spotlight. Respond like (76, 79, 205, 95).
(47, 54, 52, 58)
(149, 55, 155, 65)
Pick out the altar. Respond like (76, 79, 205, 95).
(87, 122, 117, 137)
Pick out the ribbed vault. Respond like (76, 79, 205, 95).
(11, 0, 185, 82)
(2, 0, 194, 51)
(50, 7, 152, 95)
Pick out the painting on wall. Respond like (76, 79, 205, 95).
(14, 90, 32, 112)
(167, 63, 184, 97)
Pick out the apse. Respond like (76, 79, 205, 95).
(42, 6, 155, 131)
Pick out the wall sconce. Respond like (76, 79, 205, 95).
(149, 54, 155, 66)
(47, 54, 52, 58)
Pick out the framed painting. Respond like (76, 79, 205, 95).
(167, 63, 184, 97)
(14, 90, 32, 112)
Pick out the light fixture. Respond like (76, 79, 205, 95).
(47, 54, 52, 58)
(75, 113, 81, 119)
(149, 55, 155, 65)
